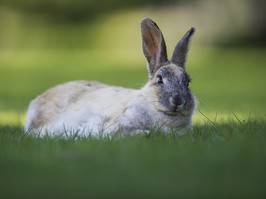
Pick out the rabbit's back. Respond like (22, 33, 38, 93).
(25, 81, 139, 135)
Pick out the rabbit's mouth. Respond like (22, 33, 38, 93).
(166, 111, 185, 116)
(155, 100, 185, 115)
(167, 108, 186, 116)
(165, 102, 193, 116)
(167, 96, 187, 115)
(164, 94, 195, 116)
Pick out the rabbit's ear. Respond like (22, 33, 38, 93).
(171, 27, 195, 68)
(141, 18, 168, 79)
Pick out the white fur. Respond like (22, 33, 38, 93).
(24, 18, 196, 137)
(24, 81, 193, 137)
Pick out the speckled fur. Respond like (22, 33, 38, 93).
(24, 18, 196, 137)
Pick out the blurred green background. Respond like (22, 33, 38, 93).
(0, 0, 266, 124)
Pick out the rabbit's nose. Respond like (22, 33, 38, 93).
(170, 94, 185, 106)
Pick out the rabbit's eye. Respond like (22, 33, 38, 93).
(156, 75, 164, 84)
(186, 78, 192, 88)
(182, 74, 191, 88)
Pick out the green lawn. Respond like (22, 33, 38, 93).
(0, 119, 266, 198)
(0, 47, 266, 198)
(1, 3, 266, 198)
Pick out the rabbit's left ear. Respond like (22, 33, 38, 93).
(141, 18, 168, 79)
(171, 27, 195, 69)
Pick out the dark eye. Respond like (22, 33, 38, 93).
(182, 74, 191, 88)
(186, 79, 191, 88)
(156, 75, 164, 84)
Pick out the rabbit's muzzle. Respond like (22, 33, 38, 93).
(169, 94, 185, 112)
(170, 94, 185, 106)
(166, 90, 195, 115)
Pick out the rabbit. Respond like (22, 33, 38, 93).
(24, 17, 196, 137)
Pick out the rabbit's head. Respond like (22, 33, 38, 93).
(141, 18, 196, 116)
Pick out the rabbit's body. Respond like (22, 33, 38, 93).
(25, 81, 139, 135)
(25, 79, 193, 136)
(25, 18, 196, 137)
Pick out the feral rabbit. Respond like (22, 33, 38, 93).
(24, 18, 196, 137)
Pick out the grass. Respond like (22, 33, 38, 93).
(0, 119, 266, 198)
(0, 47, 266, 198)
(1, 10, 266, 198)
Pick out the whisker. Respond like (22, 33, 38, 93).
(197, 109, 217, 129)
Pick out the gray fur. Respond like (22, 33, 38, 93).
(24, 18, 196, 137)
(140, 18, 196, 128)
(171, 27, 195, 68)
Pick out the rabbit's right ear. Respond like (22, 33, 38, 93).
(141, 18, 168, 79)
